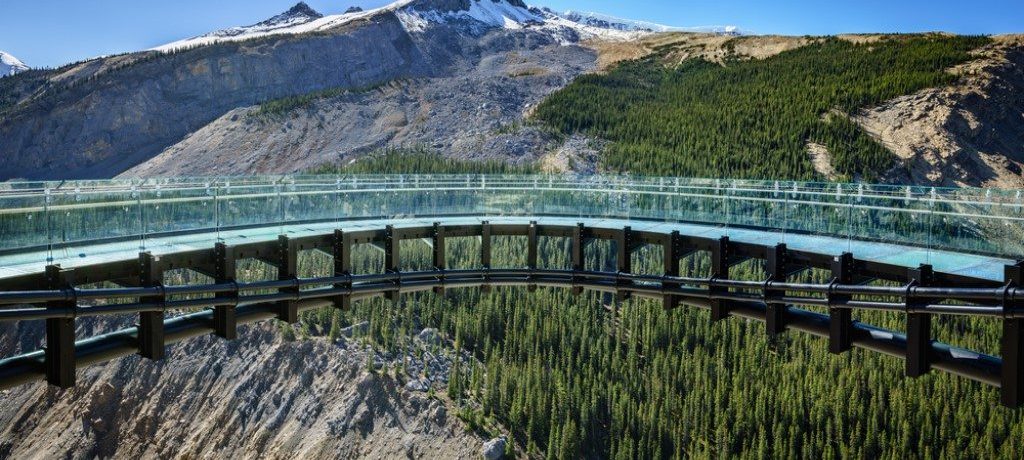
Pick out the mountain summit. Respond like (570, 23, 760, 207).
(0, 51, 29, 77)
(153, 0, 727, 52)
(153, 1, 328, 51)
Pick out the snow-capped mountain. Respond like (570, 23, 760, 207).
(0, 51, 29, 77)
(545, 9, 740, 35)
(153, 0, 739, 52)
(153, 1, 327, 52)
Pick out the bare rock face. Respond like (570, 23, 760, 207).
(858, 35, 1024, 188)
(482, 436, 508, 459)
(0, 324, 484, 458)
(0, 12, 434, 180)
(120, 37, 595, 177)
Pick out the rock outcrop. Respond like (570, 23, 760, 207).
(0, 323, 485, 458)
(860, 35, 1024, 187)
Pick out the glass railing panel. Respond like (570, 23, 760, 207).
(282, 180, 341, 224)
(218, 183, 284, 229)
(0, 192, 50, 253)
(51, 187, 143, 255)
(139, 184, 216, 239)
(847, 185, 933, 260)
(931, 188, 1024, 258)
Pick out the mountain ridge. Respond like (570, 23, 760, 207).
(0, 51, 28, 77)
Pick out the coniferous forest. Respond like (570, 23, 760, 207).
(534, 35, 989, 181)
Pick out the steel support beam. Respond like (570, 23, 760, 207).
(213, 242, 238, 340)
(481, 222, 492, 293)
(138, 252, 165, 361)
(907, 264, 934, 378)
(710, 237, 731, 321)
(572, 223, 585, 295)
(333, 230, 351, 310)
(1002, 262, 1024, 407)
(527, 221, 538, 292)
(385, 226, 400, 303)
(663, 231, 680, 310)
(617, 226, 633, 302)
(44, 265, 75, 388)
(433, 222, 446, 295)
(277, 235, 299, 323)
(765, 244, 788, 338)
(829, 252, 855, 354)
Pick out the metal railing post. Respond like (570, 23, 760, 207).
(44, 265, 75, 388)
(663, 230, 680, 310)
(906, 264, 934, 378)
(765, 243, 788, 338)
(481, 221, 492, 293)
(138, 252, 165, 360)
(829, 253, 855, 354)
(277, 235, 299, 322)
(433, 222, 446, 295)
(1002, 262, 1024, 407)
(710, 237, 731, 321)
(333, 230, 351, 310)
(572, 223, 586, 296)
(616, 226, 633, 302)
(385, 226, 400, 303)
(527, 221, 538, 292)
(213, 242, 238, 340)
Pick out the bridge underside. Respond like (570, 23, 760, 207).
(0, 217, 1022, 407)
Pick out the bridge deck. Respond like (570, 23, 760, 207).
(0, 215, 1011, 282)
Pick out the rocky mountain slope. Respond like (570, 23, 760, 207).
(0, 0, 681, 180)
(860, 35, 1024, 187)
(0, 51, 28, 77)
(0, 321, 490, 459)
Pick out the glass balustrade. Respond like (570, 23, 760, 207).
(1, 175, 1022, 275)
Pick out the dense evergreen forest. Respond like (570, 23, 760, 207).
(315, 147, 538, 175)
(534, 35, 990, 181)
(282, 152, 1024, 458)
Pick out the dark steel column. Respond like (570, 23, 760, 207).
(214, 242, 238, 340)
(481, 222, 492, 293)
(572, 223, 585, 295)
(277, 235, 299, 323)
(333, 230, 351, 310)
(710, 236, 731, 321)
(138, 252, 165, 361)
(765, 244, 788, 337)
(1002, 262, 1024, 407)
(663, 231, 680, 310)
(527, 221, 538, 292)
(616, 226, 633, 302)
(906, 264, 934, 378)
(44, 265, 75, 388)
(829, 252, 855, 354)
(385, 226, 400, 303)
(433, 222, 446, 295)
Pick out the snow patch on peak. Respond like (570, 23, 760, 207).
(153, 1, 375, 52)
(544, 8, 741, 36)
(557, 10, 680, 33)
(396, 0, 542, 32)
(152, 0, 742, 53)
(0, 51, 29, 77)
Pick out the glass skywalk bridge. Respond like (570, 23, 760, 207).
(3, 174, 1024, 407)
(1, 175, 1022, 281)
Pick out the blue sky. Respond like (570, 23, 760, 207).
(2, 0, 1021, 68)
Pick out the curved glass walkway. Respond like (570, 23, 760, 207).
(1, 175, 1022, 282)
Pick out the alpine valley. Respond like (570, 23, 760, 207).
(2, 2, 1024, 458)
